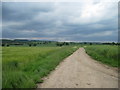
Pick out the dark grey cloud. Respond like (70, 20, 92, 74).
(2, 2, 54, 22)
(2, 1, 118, 42)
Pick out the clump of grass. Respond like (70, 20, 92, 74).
(2, 46, 78, 88)
(3, 71, 35, 88)
(85, 45, 118, 67)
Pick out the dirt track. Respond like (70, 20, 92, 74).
(37, 48, 118, 88)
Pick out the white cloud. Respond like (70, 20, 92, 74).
(33, 1, 117, 26)
(2, 1, 118, 41)
(66, 1, 117, 24)
(18, 30, 37, 35)
(2, 21, 24, 27)
(2, 0, 119, 2)
(83, 30, 117, 37)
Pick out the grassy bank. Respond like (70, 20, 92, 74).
(85, 45, 118, 67)
(2, 46, 78, 88)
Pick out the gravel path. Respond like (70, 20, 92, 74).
(37, 48, 118, 88)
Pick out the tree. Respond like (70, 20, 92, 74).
(84, 42, 87, 44)
(112, 42, 115, 45)
(56, 43, 63, 47)
(65, 42, 69, 45)
(6, 44, 9, 47)
(33, 44, 37, 46)
(90, 43, 92, 45)
(2, 44, 5, 46)
(29, 44, 32, 47)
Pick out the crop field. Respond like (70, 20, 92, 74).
(2, 46, 78, 88)
(2, 44, 119, 88)
(85, 45, 119, 67)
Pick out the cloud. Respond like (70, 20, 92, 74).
(2, 1, 118, 42)
(82, 30, 117, 38)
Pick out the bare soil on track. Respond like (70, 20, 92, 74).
(37, 48, 118, 88)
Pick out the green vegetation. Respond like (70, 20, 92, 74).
(2, 39, 119, 88)
(1, 39, 82, 47)
(85, 45, 119, 67)
(2, 46, 78, 88)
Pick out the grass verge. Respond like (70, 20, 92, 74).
(84, 45, 118, 67)
(2, 46, 78, 88)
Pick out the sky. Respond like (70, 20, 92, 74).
(2, 0, 119, 42)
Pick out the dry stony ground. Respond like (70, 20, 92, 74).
(37, 48, 118, 88)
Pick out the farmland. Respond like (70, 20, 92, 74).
(2, 46, 78, 88)
(85, 45, 119, 67)
(2, 39, 119, 88)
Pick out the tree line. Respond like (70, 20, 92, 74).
(1, 39, 120, 47)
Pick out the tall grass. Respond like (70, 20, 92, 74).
(2, 46, 78, 88)
(85, 45, 118, 67)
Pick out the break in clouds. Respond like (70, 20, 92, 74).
(2, 1, 118, 42)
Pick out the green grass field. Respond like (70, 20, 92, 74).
(84, 45, 119, 67)
(2, 46, 78, 88)
(2, 45, 119, 88)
